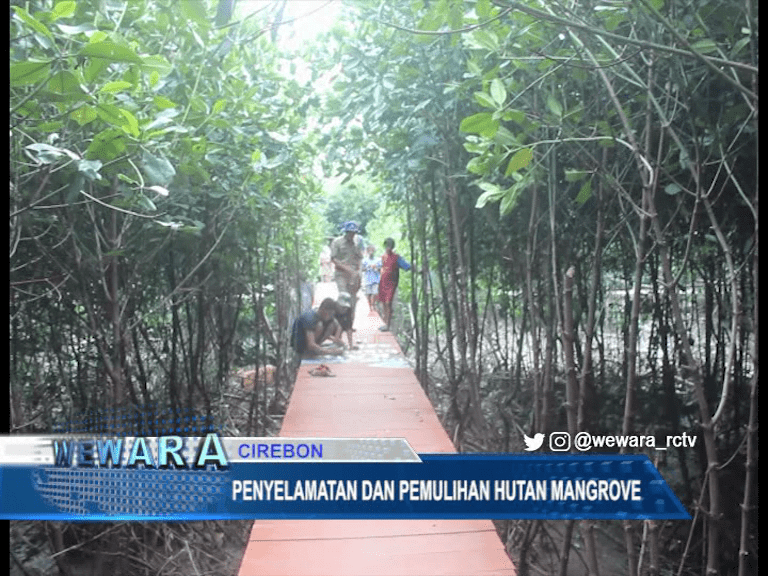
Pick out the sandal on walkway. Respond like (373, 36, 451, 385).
(309, 364, 335, 377)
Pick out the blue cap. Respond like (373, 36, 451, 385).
(340, 221, 360, 233)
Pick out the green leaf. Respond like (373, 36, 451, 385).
(595, 120, 613, 137)
(70, 105, 99, 126)
(537, 59, 555, 72)
(419, 3, 445, 32)
(466, 29, 499, 52)
(79, 41, 143, 64)
(96, 103, 125, 126)
(463, 136, 488, 154)
(575, 178, 592, 204)
(565, 169, 590, 182)
(77, 159, 102, 181)
(475, 182, 504, 208)
(119, 109, 140, 137)
(88, 30, 108, 43)
(136, 193, 157, 211)
(664, 183, 682, 195)
(499, 185, 522, 216)
(140, 55, 173, 77)
(213, 99, 226, 114)
(502, 109, 526, 125)
(145, 109, 178, 131)
(84, 57, 109, 83)
(493, 126, 518, 147)
(52, 1, 77, 20)
(25, 143, 80, 164)
(466, 59, 482, 77)
(460, 112, 499, 137)
(155, 220, 184, 230)
(731, 36, 751, 56)
(604, 11, 627, 32)
(10, 61, 51, 86)
(490, 78, 506, 106)
(505, 148, 533, 175)
(141, 151, 176, 186)
(474, 92, 496, 109)
(37, 121, 63, 132)
(127, 66, 142, 92)
(67, 173, 85, 203)
(56, 22, 96, 35)
(153, 96, 177, 110)
(46, 71, 85, 96)
(178, 162, 211, 183)
(100, 80, 133, 93)
(467, 156, 487, 175)
(12, 7, 54, 42)
(690, 39, 718, 54)
(145, 185, 169, 196)
(448, 3, 463, 31)
(180, 0, 210, 28)
(86, 128, 126, 161)
(118, 173, 139, 185)
(546, 95, 563, 118)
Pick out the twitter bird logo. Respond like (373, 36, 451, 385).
(523, 433, 545, 451)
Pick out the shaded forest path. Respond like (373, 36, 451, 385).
(236, 282, 516, 575)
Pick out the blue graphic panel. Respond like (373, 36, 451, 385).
(1, 452, 690, 521)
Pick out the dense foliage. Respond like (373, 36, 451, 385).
(10, 0, 325, 427)
(9, 0, 757, 575)
(10, 2, 325, 572)
(321, 1, 757, 574)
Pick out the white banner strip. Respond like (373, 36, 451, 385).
(0, 436, 421, 466)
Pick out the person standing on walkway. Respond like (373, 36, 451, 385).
(378, 237, 411, 332)
(361, 244, 381, 314)
(333, 291, 357, 350)
(331, 221, 364, 327)
(319, 237, 334, 282)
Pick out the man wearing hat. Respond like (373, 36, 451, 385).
(330, 221, 364, 333)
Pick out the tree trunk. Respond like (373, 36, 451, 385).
(738, 194, 757, 576)
(647, 193, 721, 575)
(578, 153, 605, 434)
(524, 183, 544, 432)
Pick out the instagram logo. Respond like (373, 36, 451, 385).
(549, 432, 571, 451)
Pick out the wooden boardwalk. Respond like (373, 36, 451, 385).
(237, 283, 516, 575)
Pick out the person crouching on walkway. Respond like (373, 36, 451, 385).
(290, 298, 344, 357)
(334, 292, 358, 350)
(378, 237, 411, 332)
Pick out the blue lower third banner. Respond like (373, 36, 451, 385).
(0, 436, 690, 521)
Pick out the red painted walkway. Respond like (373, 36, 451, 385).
(237, 284, 516, 575)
